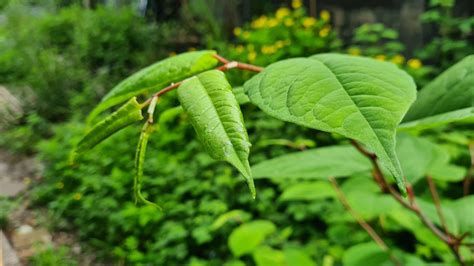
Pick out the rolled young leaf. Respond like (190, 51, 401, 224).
(244, 53, 417, 195)
(177, 70, 255, 198)
(134, 123, 161, 209)
(70, 97, 144, 163)
(87, 50, 218, 124)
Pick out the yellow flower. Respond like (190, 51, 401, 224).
(292, 0, 302, 9)
(261, 45, 277, 54)
(56, 182, 64, 189)
(233, 27, 242, 36)
(375, 54, 386, 61)
(187, 47, 196, 51)
(302, 17, 317, 28)
(235, 45, 244, 54)
(248, 51, 257, 62)
(284, 18, 294, 27)
(391, 54, 405, 65)
(319, 26, 330, 37)
(407, 58, 422, 69)
(251, 16, 267, 28)
(242, 31, 250, 39)
(276, 7, 290, 19)
(320, 10, 331, 21)
(268, 18, 279, 27)
(73, 193, 82, 201)
(348, 47, 361, 56)
(168, 51, 176, 57)
(275, 40, 285, 48)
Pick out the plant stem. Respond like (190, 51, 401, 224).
(141, 54, 263, 108)
(463, 142, 474, 196)
(426, 175, 449, 236)
(329, 176, 401, 266)
(350, 140, 466, 265)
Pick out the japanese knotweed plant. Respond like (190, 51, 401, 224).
(71, 52, 474, 264)
(71, 49, 419, 199)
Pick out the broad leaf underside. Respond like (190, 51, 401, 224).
(244, 53, 416, 194)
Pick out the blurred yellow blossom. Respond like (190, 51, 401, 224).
(56, 182, 64, 189)
(276, 7, 290, 19)
(302, 17, 316, 28)
(251, 16, 267, 28)
(248, 51, 257, 61)
(320, 10, 331, 21)
(168, 51, 176, 57)
(233, 27, 242, 36)
(319, 26, 330, 37)
(391, 54, 405, 65)
(261, 45, 277, 54)
(242, 31, 250, 39)
(188, 47, 196, 51)
(292, 0, 302, 9)
(268, 18, 279, 27)
(235, 45, 244, 53)
(375, 54, 386, 61)
(284, 18, 294, 27)
(73, 193, 82, 200)
(275, 40, 285, 48)
(348, 47, 361, 56)
(407, 58, 422, 69)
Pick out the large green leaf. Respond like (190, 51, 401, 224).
(447, 196, 474, 239)
(177, 70, 255, 197)
(71, 97, 143, 162)
(244, 53, 416, 194)
(401, 55, 474, 131)
(342, 242, 391, 266)
(228, 220, 276, 257)
(87, 50, 218, 123)
(252, 145, 371, 180)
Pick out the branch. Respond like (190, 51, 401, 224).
(350, 140, 466, 265)
(426, 175, 449, 236)
(463, 142, 474, 196)
(329, 177, 401, 266)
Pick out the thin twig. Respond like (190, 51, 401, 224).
(329, 177, 401, 266)
(427, 175, 449, 236)
(463, 142, 474, 196)
(350, 140, 466, 265)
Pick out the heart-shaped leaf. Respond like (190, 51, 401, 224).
(177, 70, 255, 197)
(87, 50, 218, 124)
(244, 53, 416, 194)
(401, 55, 474, 131)
(71, 97, 144, 163)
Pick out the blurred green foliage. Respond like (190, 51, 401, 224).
(0, 0, 473, 265)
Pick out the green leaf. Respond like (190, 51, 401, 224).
(401, 55, 474, 131)
(71, 97, 143, 163)
(251, 145, 371, 180)
(252, 246, 286, 266)
(346, 191, 399, 220)
(133, 123, 161, 209)
(447, 196, 474, 238)
(244, 53, 416, 195)
(87, 50, 218, 124)
(283, 248, 316, 266)
(396, 133, 466, 183)
(280, 181, 336, 201)
(233, 86, 250, 104)
(228, 220, 276, 257)
(342, 242, 391, 266)
(211, 210, 251, 230)
(177, 70, 255, 197)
